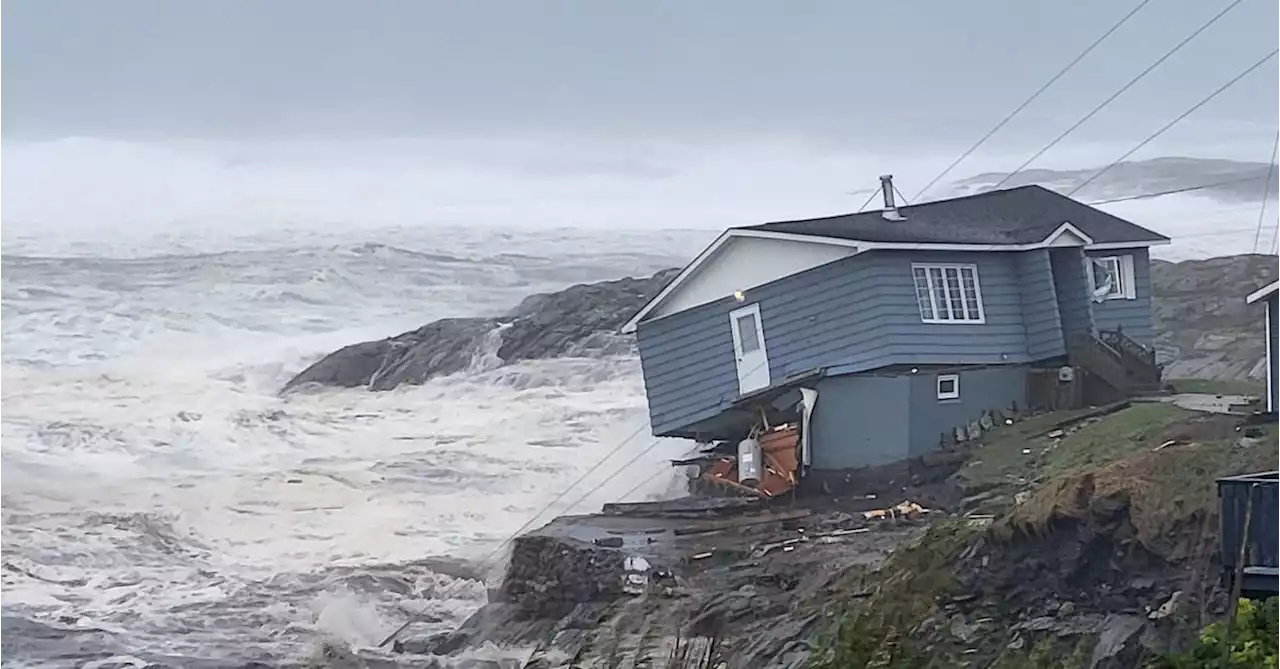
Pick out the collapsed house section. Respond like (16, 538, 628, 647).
(670, 368, 1030, 500)
(671, 378, 816, 499)
(679, 423, 803, 498)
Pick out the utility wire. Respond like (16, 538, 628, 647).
(911, 0, 1154, 201)
(379, 350, 780, 647)
(1084, 175, 1272, 205)
(1251, 133, 1279, 252)
(993, 0, 1249, 190)
(1065, 49, 1279, 197)
(1268, 221, 1280, 254)
(389, 435, 679, 646)
(375, 419, 651, 646)
(616, 466, 672, 502)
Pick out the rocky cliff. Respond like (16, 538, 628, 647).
(281, 269, 680, 393)
(1151, 253, 1277, 381)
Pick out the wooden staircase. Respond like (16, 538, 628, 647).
(1067, 327, 1163, 397)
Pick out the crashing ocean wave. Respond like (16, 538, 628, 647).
(1, 228, 696, 667)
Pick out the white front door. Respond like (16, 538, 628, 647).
(729, 303, 770, 394)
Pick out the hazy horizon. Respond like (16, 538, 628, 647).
(3, 0, 1277, 252)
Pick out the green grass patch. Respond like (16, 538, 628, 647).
(1166, 378, 1265, 397)
(1004, 418, 1277, 549)
(1041, 403, 1196, 478)
(953, 404, 1195, 504)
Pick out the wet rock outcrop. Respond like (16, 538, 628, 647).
(281, 269, 678, 393)
(1151, 253, 1278, 381)
(393, 501, 915, 668)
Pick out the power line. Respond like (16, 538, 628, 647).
(1084, 175, 1272, 205)
(382, 427, 719, 647)
(1252, 133, 1279, 253)
(1175, 226, 1273, 240)
(374, 418, 653, 646)
(993, 0, 1249, 190)
(1268, 216, 1280, 254)
(379, 350, 780, 647)
(911, 0, 1154, 201)
(1065, 49, 1279, 197)
(616, 466, 673, 502)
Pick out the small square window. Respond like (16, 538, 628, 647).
(937, 374, 960, 400)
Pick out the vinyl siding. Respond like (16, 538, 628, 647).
(1087, 247, 1155, 345)
(636, 249, 1035, 436)
(808, 375, 910, 468)
(1049, 248, 1095, 339)
(904, 366, 1029, 458)
(1014, 249, 1065, 359)
(634, 302, 740, 434)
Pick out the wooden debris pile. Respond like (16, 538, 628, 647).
(681, 423, 801, 498)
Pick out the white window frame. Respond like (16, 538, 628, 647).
(936, 374, 960, 400)
(911, 263, 986, 324)
(1087, 255, 1137, 301)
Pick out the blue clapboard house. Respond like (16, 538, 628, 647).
(623, 177, 1168, 474)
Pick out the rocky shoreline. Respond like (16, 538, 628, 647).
(389, 496, 918, 668)
(281, 269, 679, 393)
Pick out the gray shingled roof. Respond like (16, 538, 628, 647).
(739, 185, 1170, 246)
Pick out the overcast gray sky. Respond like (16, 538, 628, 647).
(4, 0, 1277, 149)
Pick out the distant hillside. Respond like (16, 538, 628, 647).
(953, 156, 1277, 204)
(1152, 252, 1278, 381)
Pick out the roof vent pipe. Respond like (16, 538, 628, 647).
(879, 174, 905, 221)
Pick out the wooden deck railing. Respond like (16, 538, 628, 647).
(1098, 327, 1161, 385)
(1066, 332, 1129, 395)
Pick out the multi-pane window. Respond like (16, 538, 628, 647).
(912, 264, 985, 323)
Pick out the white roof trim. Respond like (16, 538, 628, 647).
(1041, 222, 1095, 246)
(1088, 239, 1171, 250)
(729, 228, 864, 248)
(622, 229, 733, 333)
(1246, 280, 1280, 304)
(622, 225, 1167, 332)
